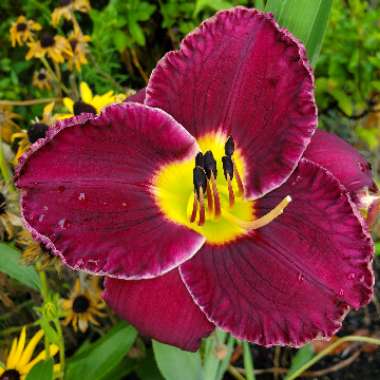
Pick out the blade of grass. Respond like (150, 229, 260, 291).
(243, 341, 255, 380)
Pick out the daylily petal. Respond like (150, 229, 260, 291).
(304, 130, 378, 199)
(16, 103, 205, 279)
(104, 269, 214, 351)
(180, 159, 374, 346)
(146, 7, 316, 199)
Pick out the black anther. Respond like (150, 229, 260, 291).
(195, 152, 204, 168)
(204, 150, 217, 179)
(193, 167, 207, 197)
(222, 156, 234, 180)
(225, 136, 235, 157)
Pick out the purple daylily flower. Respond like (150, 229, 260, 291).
(16, 7, 376, 351)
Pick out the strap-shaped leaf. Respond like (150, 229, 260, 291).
(265, 0, 333, 65)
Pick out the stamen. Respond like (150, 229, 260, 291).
(206, 181, 213, 213)
(210, 173, 221, 218)
(198, 188, 205, 226)
(233, 162, 245, 197)
(190, 192, 198, 223)
(195, 152, 205, 168)
(225, 136, 235, 156)
(224, 196, 292, 230)
(226, 174, 235, 208)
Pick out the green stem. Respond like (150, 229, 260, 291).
(38, 269, 51, 359)
(0, 300, 34, 321)
(53, 318, 65, 380)
(0, 98, 58, 106)
(0, 128, 16, 193)
(286, 336, 380, 380)
(40, 57, 70, 95)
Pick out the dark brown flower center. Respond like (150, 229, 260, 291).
(73, 295, 90, 313)
(73, 100, 97, 116)
(70, 38, 78, 51)
(37, 72, 46, 81)
(40, 34, 55, 48)
(28, 123, 49, 144)
(60, 0, 72, 5)
(0, 369, 21, 380)
(0, 192, 6, 215)
(16, 23, 27, 32)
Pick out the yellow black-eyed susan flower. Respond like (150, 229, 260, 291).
(66, 28, 91, 71)
(0, 105, 21, 144)
(12, 122, 49, 163)
(9, 16, 41, 47)
(11, 103, 54, 163)
(62, 278, 106, 333)
(55, 82, 126, 119)
(16, 230, 61, 271)
(26, 33, 72, 64)
(0, 327, 59, 380)
(32, 68, 51, 90)
(51, 0, 91, 27)
(0, 184, 21, 241)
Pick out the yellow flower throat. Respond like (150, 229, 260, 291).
(153, 132, 291, 245)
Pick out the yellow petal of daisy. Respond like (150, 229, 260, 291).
(9, 327, 27, 368)
(6, 338, 18, 368)
(23, 344, 59, 373)
(18, 330, 44, 368)
(0, 367, 4, 376)
(43, 102, 55, 116)
(80, 82, 93, 104)
(63, 97, 74, 113)
(55, 113, 74, 121)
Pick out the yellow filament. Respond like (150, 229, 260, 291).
(223, 196, 292, 230)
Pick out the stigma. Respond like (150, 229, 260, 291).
(189, 136, 291, 231)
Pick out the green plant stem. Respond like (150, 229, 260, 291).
(39, 269, 51, 359)
(40, 57, 70, 95)
(286, 336, 380, 380)
(0, 322, 38, 336)
(0, 300, 34, 321)
(228, 365, 246, 380)
(0, 98, 59, 106)
(53, 318, 65, 380)
(0, 129, 16, 193)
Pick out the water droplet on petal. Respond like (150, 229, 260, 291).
(347, 273, 355, 280)
(78, 192, 86, 201)
(43, 205, 49, 211)
(58, 218, 71, 229)
(359, 275, 365, 283)
(339, 289, 344, 296)
(122, 202, 127, 207)
(297, 272, 304, 282)
(38, 214, 45, 222)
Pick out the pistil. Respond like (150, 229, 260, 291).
(224, 195, 292, 230)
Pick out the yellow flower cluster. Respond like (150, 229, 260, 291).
(9, 0, 91, 71)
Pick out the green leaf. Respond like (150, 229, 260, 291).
(376, 242, 380, 257)
(25, 359, 53, 380)
(265, 0, 333, 65)
(153, 340, 204, 380)
(66, 323, 137, 380)
(0, 243, 41, 290)
(243, 341, 256, 380)
(194, 0, 232, 17)
(284, 344, 314, 379)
